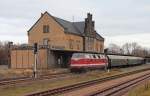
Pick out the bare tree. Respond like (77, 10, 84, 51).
(122, 42, 140, 55)
(122, 43, 131, 54)
(0, 41, 13, 65)
(107, 43, 123, 54)
(121, 42, 150, 57)
(135, 48, 150, 57)
(107, 42, 150, 57)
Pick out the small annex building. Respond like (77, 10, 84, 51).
(11, 11, 104, 69)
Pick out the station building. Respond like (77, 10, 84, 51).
(11, 11, 104, 69)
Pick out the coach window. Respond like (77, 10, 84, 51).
(43, 25, 49, 33)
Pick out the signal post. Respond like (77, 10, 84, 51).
(33, 43, 38, 78)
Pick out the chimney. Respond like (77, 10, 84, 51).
(92, 21, 95, 27)
(87, 13, 92, 21)
(84, 13, 95, 37)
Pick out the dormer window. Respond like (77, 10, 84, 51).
(43, 25, 49, 33)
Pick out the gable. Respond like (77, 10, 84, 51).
(27, 12, 65, 35)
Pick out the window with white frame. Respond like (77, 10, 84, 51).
(43, 38, 49, 45)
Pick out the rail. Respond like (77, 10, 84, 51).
(25, 68, 150, 96)
(88, 72, 150, 96)
(0, 72, 70, 86)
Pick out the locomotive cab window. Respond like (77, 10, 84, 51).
(100, 55, 104, 58)
(72, 53, 85, 58)
(85, 54, 90, 58)
(98, 55, 101, 59)
(93, 55, 96, 58)
(89, 54, 93, 59)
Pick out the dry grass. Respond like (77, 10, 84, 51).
(0, 70, 120, 96)
(0, 69, 33, 79)
(128, 81, 150, 96)
(0, 68, 69, 79)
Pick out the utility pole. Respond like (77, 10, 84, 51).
(8, 42, 13, 68)
(33, 43, 38, 78)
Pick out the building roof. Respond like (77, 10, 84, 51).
(53, 16, 104, 41)
(28, 11, 104, 41)
(53, 17, 83, 35)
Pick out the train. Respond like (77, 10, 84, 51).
(70, 53, 145, 72)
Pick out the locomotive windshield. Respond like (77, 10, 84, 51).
(72, 53, 85, 58)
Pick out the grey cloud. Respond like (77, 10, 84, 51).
(0, 0, 150, 45)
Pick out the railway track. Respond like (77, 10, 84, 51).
(88, 72, 150, 96)
(26, 68, 150, 96)
(0, 72, 70, 86)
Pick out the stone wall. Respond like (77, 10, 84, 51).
(11, 48, 48, 69)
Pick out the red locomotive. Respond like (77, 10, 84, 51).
(70, 53, 108, 71)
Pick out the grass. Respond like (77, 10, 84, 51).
(0, 68, 69, 79)
(128, 81, 150, 96)
(0, 70, 120, 96)
(0, 69, 33, 79)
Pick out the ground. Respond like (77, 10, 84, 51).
(0, 64, 150, 96)
(0, 69, 120, 96)
(127, 81, 150, 96)
(0, 65, 68, 80)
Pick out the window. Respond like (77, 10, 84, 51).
(76, 40, 80, 50)
(88, 38, 94, 51)
(93, 55, 96, 58)
(98, 55, 101, 59)
(100, 55, 104, 58)
(89, 54, 93, 58)
(43, 25, 49, 33)
(100, 44, 103, 52)
(69, 39, 74, 49)
(96, 43, 99, 52)
(72, 53, 85, 58)
(43, 38, 49, 45)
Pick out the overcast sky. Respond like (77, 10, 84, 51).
(0, 0, 150, 48)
